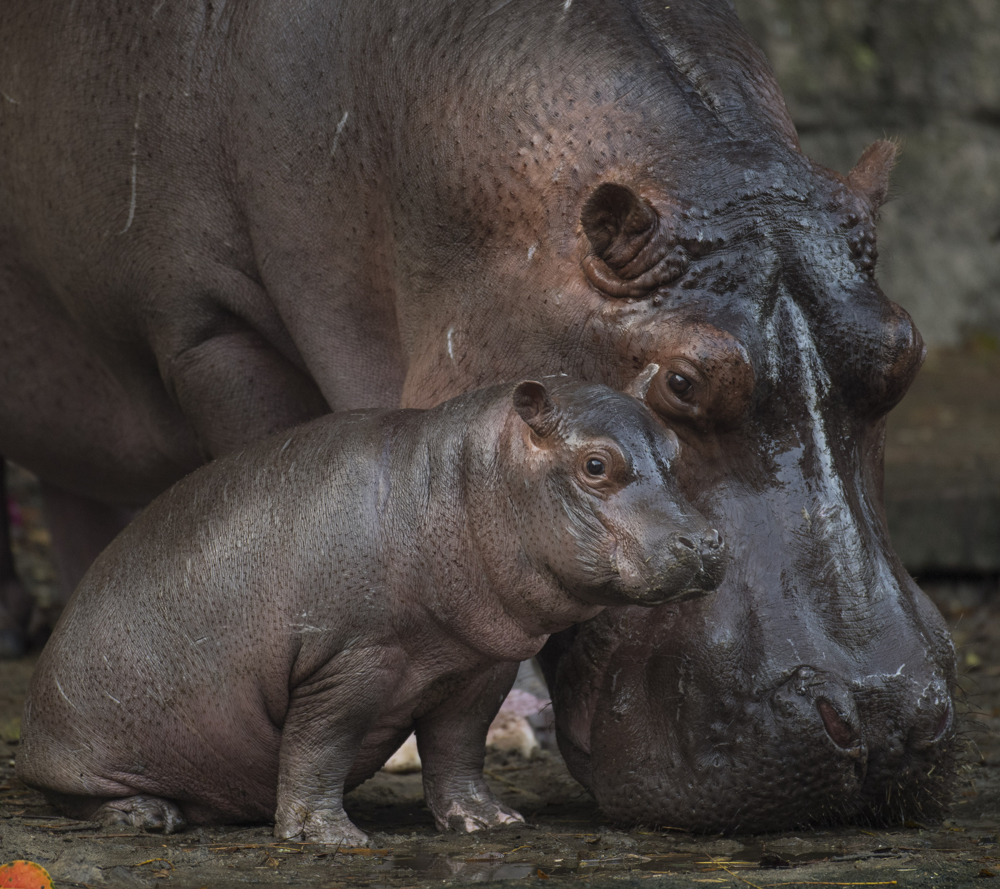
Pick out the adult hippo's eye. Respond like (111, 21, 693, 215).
(586, 457, 606, 477)
(643, 327, 755, 430)
(667, 373, 693, 398)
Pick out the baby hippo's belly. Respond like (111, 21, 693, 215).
(342, 666, 489, 791)
(347, 724, 418, 791)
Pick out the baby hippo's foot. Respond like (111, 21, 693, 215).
(93, 795, 186, 833)
(433, 795, 525, 833)
(275, 808, 370, 846)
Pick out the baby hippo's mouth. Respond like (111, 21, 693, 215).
(615, 529, 726, 606)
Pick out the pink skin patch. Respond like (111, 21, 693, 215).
(498, 689, 550, 718)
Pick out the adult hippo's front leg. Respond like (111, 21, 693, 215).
(1, 466, 138, 657)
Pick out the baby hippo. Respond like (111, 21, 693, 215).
(17, 379, 724, 845)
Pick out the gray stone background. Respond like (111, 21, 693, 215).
(734, 0, 1000, 348)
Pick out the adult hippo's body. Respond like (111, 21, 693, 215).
(0, 0, 957, 831)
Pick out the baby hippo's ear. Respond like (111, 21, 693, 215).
(513, 380, 561, 438)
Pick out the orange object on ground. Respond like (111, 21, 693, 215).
(0, 860, 54, 889)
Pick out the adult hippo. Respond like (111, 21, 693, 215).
(0, 0, 956, 831)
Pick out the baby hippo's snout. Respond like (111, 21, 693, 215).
(674, 525, 726, 588)
(692, 526, 726, 578)
(621, 517, 726, 606)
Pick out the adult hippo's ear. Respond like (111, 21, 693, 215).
(513, 381, 561, 439)
(581, 183, 689, 298)
(847, 139, 898, 211)
(582, 183, 657, 265)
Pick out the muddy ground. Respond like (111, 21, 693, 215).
(3, 351, 1000, 888)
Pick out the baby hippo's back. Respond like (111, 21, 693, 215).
(17, 406, 435, 822)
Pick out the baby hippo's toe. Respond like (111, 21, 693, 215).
(435, 796, 525, 833)
(275, 808, 370, 846)
(94, 795, 186, 834)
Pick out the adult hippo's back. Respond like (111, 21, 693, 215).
(0, 0, 957, 830)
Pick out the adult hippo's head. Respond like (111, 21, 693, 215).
(534, 142, 958, 831)
(539, 320, 956, 830)
(364, 0, 958, 827)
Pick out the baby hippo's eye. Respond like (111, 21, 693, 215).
(577, 448, 626, 492)
(667, 372, 693, 398)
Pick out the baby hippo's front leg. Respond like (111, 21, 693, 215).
(417, 662, 525, 833)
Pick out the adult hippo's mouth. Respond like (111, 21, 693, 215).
(542, 568, 958, 833)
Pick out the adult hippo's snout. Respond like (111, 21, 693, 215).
(774, 663, 954, 798)
(543, 564, 958, 833)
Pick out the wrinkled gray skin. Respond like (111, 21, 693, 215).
(17, 380, 724, 844)
(0, 0, 957, 829)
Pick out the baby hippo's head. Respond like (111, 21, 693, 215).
(507, 379, 725, 607)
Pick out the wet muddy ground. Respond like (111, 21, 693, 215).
(3, 347, 1000, 888)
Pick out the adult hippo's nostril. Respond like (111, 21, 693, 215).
(775, 667, 865, 758)
(818, 700, 858, 750)
(677, 536, 696, 551)
(908, 697, 953, 750)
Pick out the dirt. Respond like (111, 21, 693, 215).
(4, 473, 1000, 887)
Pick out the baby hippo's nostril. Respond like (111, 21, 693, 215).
(818, 700, 856, 749)
(676, 536, 696, 551)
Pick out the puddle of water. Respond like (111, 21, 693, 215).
(352, 833, 988, 882)
(372, 852, 536, 882)
(361, 844, 831, 882)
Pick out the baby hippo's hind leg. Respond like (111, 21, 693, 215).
(44, 790, 186, 834)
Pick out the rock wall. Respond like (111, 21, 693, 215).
(734, 0, 1000, 347)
